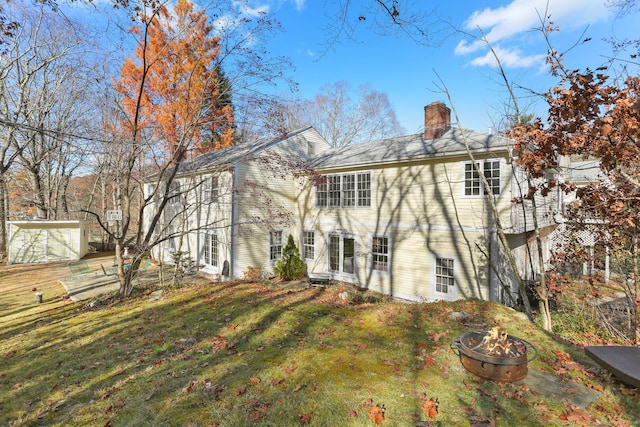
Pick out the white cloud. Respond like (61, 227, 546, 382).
(468, 46, 546, 69)
(306, 48, 314, 57)
(290, 0, 305, 11)
(457, 0, 611, 68)
(233, 1, 270, 17)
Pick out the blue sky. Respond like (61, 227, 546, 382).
(254, 0, 636, 134)
(64, 0, 637, 135)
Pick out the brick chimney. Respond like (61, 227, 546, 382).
(424, 101, 451, 139)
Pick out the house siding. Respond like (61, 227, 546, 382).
(296, 153, 513, 301)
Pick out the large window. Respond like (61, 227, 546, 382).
(464, 161, 501, 196)
(303, 231, 315, 260)
(435, 257, 455, 294)
(316, 172, 371, 208)
(269, 230, 283, 261)
(371, 236, 389, 272)
(204, 232, 218, 267)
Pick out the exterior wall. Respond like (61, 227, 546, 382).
(295, 153, 513, 301)
(232, 151, 304, 278)
(7, 220, 88, 264)
(147, 170, 235, 277)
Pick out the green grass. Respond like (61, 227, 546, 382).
(1, 259, 639, 426)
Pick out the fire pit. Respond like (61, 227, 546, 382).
(451, 328, 537, 382)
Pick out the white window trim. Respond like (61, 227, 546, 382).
(432, 254, 458, 301)
(302, 230, 315, 261)
(316, 171, 372, 209)
(462, 159, 503, 198)
(203, 231, 219, 268)
(268, 229, 284, 263)
(325, 231, 358, 279)
(369, 233, 391, 276)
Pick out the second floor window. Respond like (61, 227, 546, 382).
(464, 160, 501, 196)
(316, 172, 371, 208)
(203, 175, 219, 202)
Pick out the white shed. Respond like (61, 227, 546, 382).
(7, 220, 90, 264)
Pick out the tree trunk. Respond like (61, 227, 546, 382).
(0, 173, 7, 259)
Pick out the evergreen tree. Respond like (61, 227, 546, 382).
(274, 235, 306, 280)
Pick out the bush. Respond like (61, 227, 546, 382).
(274, 235, 306, 281)
(243, 265, 264, 282)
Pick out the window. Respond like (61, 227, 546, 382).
(316, 172, 371, 208)
(371, 236, 389, 272)
(203, 175, 219, 202)
(269, 231, 283, 261)
(464, 161, 501, 196)
(483, 160, 501, 195)
(357, 173, 371, 207)
(435, 258, 455, 294)
(168, 181, 181, 203)
(342, 174, 355, 207)
(329, 233, 355, 274)
(316, 178, 327, 207)
(204, 232, 218, 267)
(303, 231, 315, 260)
(328, 175, 341, 207)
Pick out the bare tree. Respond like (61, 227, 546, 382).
(85, 0, 292, 296)
(271, 81, 405, 147)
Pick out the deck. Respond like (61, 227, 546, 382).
(585, 346, 640, 389)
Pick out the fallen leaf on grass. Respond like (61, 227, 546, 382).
(250, 377, 261, 385)
(182, 381, 196, 394)
(234, 385, 247, 396)
(368, 404, 385, 424)
(421, 398, 439, 419)
(299, 413, 311, 424)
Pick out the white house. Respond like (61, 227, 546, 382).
(145, 102, 561, 304)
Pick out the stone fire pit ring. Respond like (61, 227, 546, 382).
(451, 330, 538, 382)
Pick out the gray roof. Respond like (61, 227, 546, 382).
(151, 127, 315, 179)
(567, 160, 606, 184)
(309, 127, 513, 171)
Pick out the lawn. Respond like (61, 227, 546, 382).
(1, 255, 639, 426)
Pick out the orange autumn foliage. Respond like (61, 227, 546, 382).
(114, 0, 234, 158)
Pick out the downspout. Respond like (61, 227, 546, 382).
(230, 164, 240, 279)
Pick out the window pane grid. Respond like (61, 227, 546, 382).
(303, 231, 315, 260)
(483, 161, 500, 195)
(316, 179, 327, 207)
(357, 173, 371, 207)
(464, 163, 481, 196)
(342, 174, 355, 207)
(372, 236, 389, 272)
(435, 258, 454, 294)
(329, 235, 340, 272)
(270, 231, 283, 261)
(317, 172, 371, 208)
(328, 176, 341, 207)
